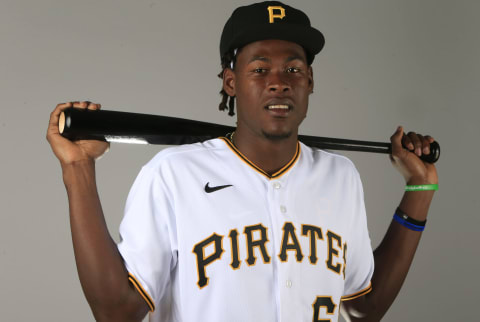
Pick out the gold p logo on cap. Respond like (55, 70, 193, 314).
(267, 6, 286, 23)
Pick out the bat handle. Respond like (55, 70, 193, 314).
(420, 141, 440, 163)
(389, 141, 440, 163)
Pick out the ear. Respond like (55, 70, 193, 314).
(308, 66, 314, 94)
(222, 68, 236, 97)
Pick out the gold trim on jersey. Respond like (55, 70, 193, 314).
(128, 273, 155, 312)
(220, 136, 300, 180)
(341, 283, 373, 301)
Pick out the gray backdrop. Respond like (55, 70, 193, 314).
(1, 0, 478, 321)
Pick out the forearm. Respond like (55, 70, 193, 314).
(63, 160, 146, 321)
(372, 187, 434, 313)
(347, 188, 435, 321)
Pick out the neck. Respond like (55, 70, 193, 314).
(231, 130, 299, 175)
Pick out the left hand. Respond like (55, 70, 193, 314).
(390, 126, 438, 185)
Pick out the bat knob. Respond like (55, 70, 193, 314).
(420, 141, 440, 164)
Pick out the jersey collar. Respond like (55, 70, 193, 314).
(220, 136, 301, 180)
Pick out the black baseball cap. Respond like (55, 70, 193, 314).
(220, 1, 325, 65)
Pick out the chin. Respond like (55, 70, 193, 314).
(261, 130, 293, 141)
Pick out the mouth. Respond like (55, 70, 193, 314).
(265, 104, 292, 116)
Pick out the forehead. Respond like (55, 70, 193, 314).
(236, 39, 308, 64)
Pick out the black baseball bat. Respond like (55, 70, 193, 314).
(59, 108, 440, 163)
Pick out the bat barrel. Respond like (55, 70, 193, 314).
(59, 108, 440, 163)
(60, 108, 235, 145)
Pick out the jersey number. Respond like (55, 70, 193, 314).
(312, 296, 337, 322)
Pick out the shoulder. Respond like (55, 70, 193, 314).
(298, 143, 364, 193)
(129, 139, 227, 194)
(143, 138, 226, 171)
(300, 142, 359, 175)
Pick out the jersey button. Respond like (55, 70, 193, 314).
(286, 280, 292, 288)
(273, 182, 281, 189)
(280, 205, 287, 213)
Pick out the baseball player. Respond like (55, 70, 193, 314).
(47, 1, 438, 321)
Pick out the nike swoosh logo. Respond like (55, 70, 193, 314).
(204, 182, 233, 193)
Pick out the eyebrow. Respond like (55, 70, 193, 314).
(285, 54, 306, 63)
(248, 56, 270, 64)
(247, 55, 306, 64)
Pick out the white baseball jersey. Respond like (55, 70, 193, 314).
(117, 137, 374, 322)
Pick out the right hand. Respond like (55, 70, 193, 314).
(47, 101, 110, 166)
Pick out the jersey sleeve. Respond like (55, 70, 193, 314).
(341, 167, 374, 301)
(117, 163, 177, 312)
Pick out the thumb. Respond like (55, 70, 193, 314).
(390, 126, 405, 159)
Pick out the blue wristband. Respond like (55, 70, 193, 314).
(393, 208, 426, 232)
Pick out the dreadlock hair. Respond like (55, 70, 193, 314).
(217, 50, 237, 116)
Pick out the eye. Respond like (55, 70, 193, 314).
(253, 67, 267, 73)
(286, 67, 300, 73)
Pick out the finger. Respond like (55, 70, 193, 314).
(47, 101, 83, 138)
(417, 134, 431, 155)
(87, 102, 101, 110)
(390, 126, 405, 159)
(72, 101, 91, 109)
(401, 132, 414, 152)
(80, 101, 89, 108)
(47, 103, 72, 142)
(51, 101, 72, 116)
(87, 102, 95, 110)
(48, 102, 72, 130)
(424, 135, 435, 144)
(407, 131, 422, 157)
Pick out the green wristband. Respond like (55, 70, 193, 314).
(405, 184, 438, 191)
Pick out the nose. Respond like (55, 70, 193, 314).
(267, 71, 290, 93)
